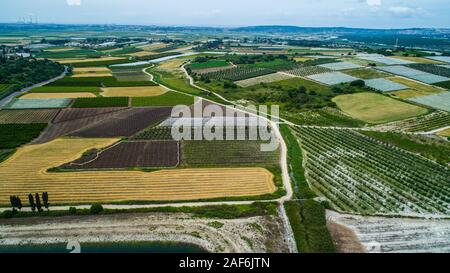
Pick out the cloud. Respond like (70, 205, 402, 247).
(366, 0, 381, 7)
(388, 6, 423, 18)
(66, 0, 81, 6)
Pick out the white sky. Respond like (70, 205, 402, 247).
(1, 0, 449, 28)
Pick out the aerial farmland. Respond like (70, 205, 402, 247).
(0, 2, 450, 259)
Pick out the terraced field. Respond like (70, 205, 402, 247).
(0, 138, 276, 204)
(295, 127, 450, 216)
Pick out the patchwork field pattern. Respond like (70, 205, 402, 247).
(408, 92, 450, 112)
(343, 68, 390, 79)
(307, 72, 359, 85)
(0, 138, 276, 204)
(69, 107, 171, 137)
(364, 78, 408, 92)
(318, 61, 363, 71)
(63, 141, 179, 169)
(376, 66, 450, 84)
(234, 73, 293, 87)
(3, 98, 72, 109)
(0, 109, 60, 124)
(295, 127, 450, 216)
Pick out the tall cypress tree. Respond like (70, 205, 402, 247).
(42, 192, 49, 210)
(35, 193, 43, 213)
(28, 194, 36, 212)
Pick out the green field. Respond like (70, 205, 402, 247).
(434, 81, 450, 89)
(188, 60, 230, 70)
(344, 68, 390, 79)
(70, 59, 132, 68)
(332, 92, 428, 124)
(109, 47, 143, 56)
(48, 76, 157, 87)
(72, 97, 129, 108)
(30, 86, 101, 93)
(280, 125, 315, 199)
(131, 92, 194, 107)
(284, 200, 336, 253)
(0, 123, 47, 149)
(361, 131, 450, 166)
(182, 140, 279, 167)
(0, 84, 15, 99)
(36, 49, 103, 59)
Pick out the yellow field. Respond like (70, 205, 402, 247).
(0, 138, 276, 205)
(294, 57, 314, 62)
(73, 67, 111, 73)
(101, 86, 167, 97)
(437, 128, 450, 137)
(127, 51, 159, 57)
(333, 92, 428, 124)
(158, 58, 186, 70)
(390, 56, 443, 64)
(21, 92, 96, 99)
(54, 57, 126, 64)
(139, 43, 168, 51)
(389, 77, 444, 98)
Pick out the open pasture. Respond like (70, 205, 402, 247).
(101, 86, 167, 97)
(376, 65, 450, 84)
(333, 92, 428, 124)
(388, 77, 445, 99)
(235, 72, 293, 87)
(408, 92, 450, 112)
(69, 107, 171, 138)
(0, 138, 276, 204)
(63, 141, 179, 169)
(3, 98, 71, 109)
(364, 78, 408, 92)
(0, 109, 60, 124)
(318, 61, 363, 71)
(307, 72, 359, 85)
(20, 92, 96, 99)
(296, 127, 450, 216)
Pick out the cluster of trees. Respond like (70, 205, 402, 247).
(0, 57, 65, 89)
(9, 192, 50, 213)
(225, 54, 288, 65)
